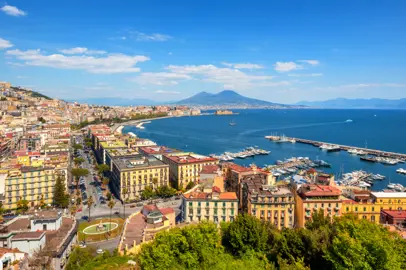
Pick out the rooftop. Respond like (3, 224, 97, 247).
(100, 140, 127, 149)
(371, 192, 406, 198)
(113, 154, 167, 170)
(183, 190, 238, 201)
(200, 165, 221, 174)
(164, 152, 218, 164)
(30, 210, 61, 221)
(139, 146, 181, 155)
(11, 231, 45, 241)
(381, 210, 406, 219)
(107, 147, 139, 157)
(299, 184, 341, 197)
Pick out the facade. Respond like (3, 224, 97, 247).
(295, 184, 342, 228)
(162, 152, 218, 189)
(242, 182, 294, 230)
(342, 191, 406, 224)
(3, 167, 67, 210)
(380, 210, 406, 226)
(182, 189, 238, 223)
(10, 232, 46, 254)
(110, 154, 169, 201)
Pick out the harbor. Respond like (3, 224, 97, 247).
(265, 136, 406, 162)
(210, 147, 270, 161)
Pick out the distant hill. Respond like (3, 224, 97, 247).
(69, 98, 158, 106)
(175, 90, 294, 108)
(296, 98, 406, 109)
(11, 87, 52, 100)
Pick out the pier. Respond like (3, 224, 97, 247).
(265, 136, 406, 161)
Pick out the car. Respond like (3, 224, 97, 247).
(81, 216, 89, 221)
(79, 243, 87, 248)
(129, 205, 136, 208)
(96, 248, 104, 254)
(100, 200, 106, 204)
(114, 211, 120, 215)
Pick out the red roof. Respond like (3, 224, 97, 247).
(381, 210, 406, 219)
(212, 186, 221, 193)
(219, 192, 238, 200)
(165, 154, 217, 164)
(201, 165, 220, 174)
(300, 184, 341, 197)
(159, 208, 174, 215)
(224, 162, 253, 173)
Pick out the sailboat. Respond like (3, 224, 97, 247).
(229, 120, 236, 126)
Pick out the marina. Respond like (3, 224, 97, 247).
(211, 147, 270, 161)
(265, 136, 406, 162)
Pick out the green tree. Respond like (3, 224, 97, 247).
(0, 202, 4, 215)
(106, 192, 112, 201)
(141, 186, 154, 200)
(53, 175, 69, 208)
(72, 143, 83, 151)
(38, 117, 46, 123)
(107, 198, 115, 238)
(186, 181, 195, 190)
(87, 195, 94, 221)
(156, 185, 177, 198)
(85, 141, 93, 148)
(76, 197, 82, 205)
(96, 164, 110, 177)
(16, 199, 29, 214)
(73, 157, 85, 167)
(222, 214, 269, 256)
(102, 177, 110, 186)
(71, 168, 89, 188)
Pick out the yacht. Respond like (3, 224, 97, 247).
(347, 148, 359, 155)
(229, 121, 236, 126)
(387, 183, 396, 189)
(396, 168, 406, 175)
(345, 119, 353, 123)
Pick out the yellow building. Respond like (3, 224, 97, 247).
(242, 180, 294, 230)
(182, 190, 238, 223)
(110, 154, 169, 201)
(342, 191, 406, 224)
(3, 167, 67, 209)
(162, 152, 219, 189)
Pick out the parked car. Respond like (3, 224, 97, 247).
(96, 248, 104, 254)
(81, 216, 89, 221)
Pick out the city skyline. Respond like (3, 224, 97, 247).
(1, 1, 406, 103)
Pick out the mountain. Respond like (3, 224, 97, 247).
(68, 97, 158, 106)
(175, 90, 293, 108)
(296, 98, 406, 109)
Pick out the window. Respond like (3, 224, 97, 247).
(43, 224, 47, 230)
(206, 202, 209, 207)
(372, 207, 375, 212)
(189, 202, 192, 207)
(362, 216, 366, 219)
(363, 207, 366, 212)
(223, 202, 226, 207)
(355, 207, 358, 212)
(261, 210, 264, 217)
(371, 216, 375, 222)
(346, 207, 349, 212)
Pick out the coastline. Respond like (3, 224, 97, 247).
(112, 114, 191, 134)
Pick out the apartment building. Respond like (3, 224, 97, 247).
(295, 184, 342, 227)
(110, 154, 169, 201)
(162, 152, 218, 189)
(182, 189, 238, 223)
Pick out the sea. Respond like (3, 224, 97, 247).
(123, 109, 406, 191)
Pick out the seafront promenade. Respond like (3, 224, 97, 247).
(111, 115, 185, 133)
(265, 136, 406, 161)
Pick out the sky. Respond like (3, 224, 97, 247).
(0, 0, 406, 104)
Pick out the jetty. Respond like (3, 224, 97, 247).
(265, 136, 406, 161)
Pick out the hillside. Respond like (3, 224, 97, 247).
(175, 90, 293, 108)
(69, 97, 158, 106)
(296, 98, 406, 109)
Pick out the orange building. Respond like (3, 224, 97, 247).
(295, 184, 342, 227)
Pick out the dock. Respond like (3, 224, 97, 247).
(265, 136, 406, 161)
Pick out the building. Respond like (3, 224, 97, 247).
(139, 146, 181, 161)
(118, 205, 175, 255)
(0, 210, 77, 270)
(110, 154, 169, 201)
(162, 152, 218, 189)
(242, 180, 294, 230)
(3, 165, 68, 210)
(295, 184, 342, 228)
(380, 210, 406, 227)
(342, 192, 406, 224)
(0, 247, 27, 270)
(182, 188, 238, 223)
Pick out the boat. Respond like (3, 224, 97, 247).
(345, 119, 353, 123)
(347, 148, 359, 155)
(360, 155, 377, 163)
(314, 159, 331, 167)
(387, 183, 396, 189)
(396, 168, 406, 175)
(320, 144, 341, 152)
(275, 134, 290, 143)
(229, 121, 236, 126)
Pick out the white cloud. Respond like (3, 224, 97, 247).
(298, 60, 320, 65)
(155, 90, 180, 95)
(222, 62, 264, 69)
(1, 5, 26, 16)
(133, 72, 191, 85)
(6, 49, 149, 74)
(168, 52, 173, 55)
(135, 32, 172, 41)
(288, 73, 323, 77)
(17, 75, 28, 79)
(336, 83, 406, 89)
(165, 64, 288, 90)
(274, 62, 302, 72)
(59, 47, 106, 55)
(0, 38, 13, 49)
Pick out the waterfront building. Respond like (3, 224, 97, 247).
(295, 184, 342, 228)
(110, 154, 169, 201)
(182, 188, 238, 223)
(380, 210, 406, 226)
(242, 179, 294, 230)
(162, 152, 218, 189)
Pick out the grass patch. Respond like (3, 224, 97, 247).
(78, 218, 124, 242)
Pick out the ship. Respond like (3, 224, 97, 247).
(360, 155, 377, 163)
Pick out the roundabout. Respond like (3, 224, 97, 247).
(78, 218, 124, 242)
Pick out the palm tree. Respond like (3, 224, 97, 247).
(108, 198, 115, 238)
(87, 195, 94, 221)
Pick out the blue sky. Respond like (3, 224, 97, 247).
(0, 0, 405, 103)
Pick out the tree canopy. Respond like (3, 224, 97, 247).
(53, 175, 69, 208)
